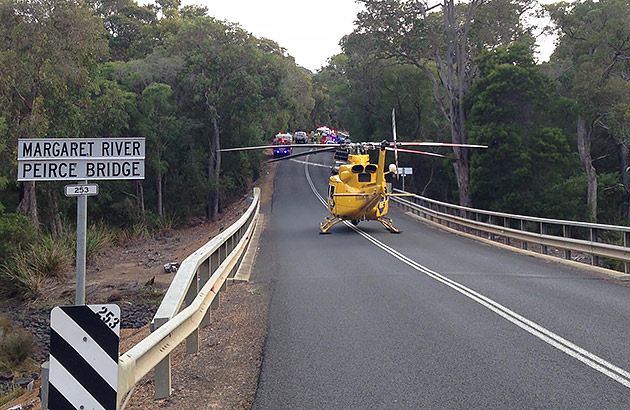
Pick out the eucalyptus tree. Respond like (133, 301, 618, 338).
(547, 0, 630, 220)
(170, 17, 286, 220)
(0, 0, 108, 229)
(311, 55, 348, 129)
(137, 83, 179, 219)
(354, 0, 537, 206)
(86, 0, 157, 61)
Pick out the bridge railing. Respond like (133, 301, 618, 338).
(116, 187, 261, 408)
(391, 189, 630, 274)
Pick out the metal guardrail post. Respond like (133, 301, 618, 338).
(625, 232, 630, 274)
(211, 251, 220, 310)
(591, 228, 599, 266)
(563, 225, 572, 260)
(476, 213, 482, 237)
(220, 242, 227, 264)
(504, 217, 511, 246)
(185, 272, 200, 355)
(153, 317, 171, 399)
(521, 219, 528, 250)
(199, 259, 211, 327)
(541, 222, 548, 255)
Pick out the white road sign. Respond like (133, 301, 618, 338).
(395, 167, 413, 176)
(17, 137, 145, 181)
(64, 184, 99, 197)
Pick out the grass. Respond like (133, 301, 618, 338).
(0, 386, 25, 407)
(0, 313, 38, 407)
(84, 221, 116, 261)
(115, 221, 151, 245)
(0, 235, 73, 299)
(0, 313, 35, 373)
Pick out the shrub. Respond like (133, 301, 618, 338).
(30, 236, 73, 278)
(0, 251, 47, 299)
(0, 213, 37, 262)
(115, 221, 151, 245)
(0, 235, 72, 299)
(85, 222, 116, 261)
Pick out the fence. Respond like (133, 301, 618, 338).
(391, 189, 630, 274)
(116, 187, 261, 408)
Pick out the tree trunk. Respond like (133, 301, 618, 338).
(206, 117, 221, 221)
(48, 186, 63, 236)
(211, 118, 221, 221)
(453, 149, 471, 206)
(577, 115, 598, 221)
(434, 0, 476, 207)
(17, 181, 39, 231)
(157, 169, 163, 219)
(135, 180, 145, 220)
(618, 139, 630, 218)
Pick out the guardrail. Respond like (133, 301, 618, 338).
(116, 187, 261, 408)
(391, 189, 630, 274)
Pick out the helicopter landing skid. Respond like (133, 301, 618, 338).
(320, 216, 344, 234)
(378, 217, 401, 233)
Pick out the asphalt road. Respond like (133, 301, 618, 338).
(252, 148, 630, 409)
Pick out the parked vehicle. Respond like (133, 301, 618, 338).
(273, 134, 292, 158)
(294, 131, 308, 143)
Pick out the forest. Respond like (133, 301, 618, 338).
(2, 0, 630, 296)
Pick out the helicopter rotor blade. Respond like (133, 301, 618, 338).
(267, 146, 339, 163)
(385, 147, 447, 158)
(392, 142, 488, 149)
(220, 143, 339, 152)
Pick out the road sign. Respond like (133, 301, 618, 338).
(65, 184, 99, 197)
(17, 137, 145, 181)
(395, 167, 413, 176)
(48, 304, 120, 410)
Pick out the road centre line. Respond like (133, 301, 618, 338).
(302, 156, 630, 389)
(289, 158, 330, 169)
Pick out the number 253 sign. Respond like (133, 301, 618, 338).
(64, 183, 99, 197)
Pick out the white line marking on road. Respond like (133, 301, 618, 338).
(303, 157, 630, 389)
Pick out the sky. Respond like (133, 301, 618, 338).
(178, 0, 558, 72)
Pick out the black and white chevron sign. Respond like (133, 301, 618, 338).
(48, 304, 120, 410)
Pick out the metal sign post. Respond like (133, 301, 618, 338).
(17, 137, 145, 305)
(395, 167, 413, 191)
(75, 181, 88, 305)
(64, 183, 99, 305)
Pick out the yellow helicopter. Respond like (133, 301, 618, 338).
(220, 112, 486, 233)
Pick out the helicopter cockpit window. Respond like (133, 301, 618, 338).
(328, 185, 335, 201)
(358, 173, 371, 182)
(365, 164, 377, 173)
(351, 165, 364, 173)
